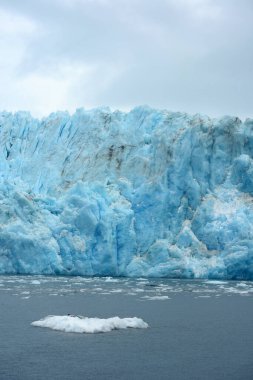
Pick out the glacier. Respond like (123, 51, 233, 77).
(0, 106, 253, 279)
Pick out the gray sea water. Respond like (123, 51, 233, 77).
(0, 276, 253, 380)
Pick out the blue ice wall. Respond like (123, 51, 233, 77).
(0, 106, 253, 279)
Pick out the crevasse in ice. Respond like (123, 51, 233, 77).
(0, 106, 253, 279)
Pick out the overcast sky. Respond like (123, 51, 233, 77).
(0, 0, 252, 119)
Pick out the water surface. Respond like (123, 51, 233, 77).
(0, 276, 252, 379)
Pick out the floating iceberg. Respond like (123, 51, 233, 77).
(0, 106, 253, 279)
(31, 315, 148, 333)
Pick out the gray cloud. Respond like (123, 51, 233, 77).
(0, 0, 252, 118)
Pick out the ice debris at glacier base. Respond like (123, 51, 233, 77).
(31, 315, 148, 333)
(0, 106, 253, 279)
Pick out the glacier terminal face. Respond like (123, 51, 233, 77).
(0, 106, 253, 279)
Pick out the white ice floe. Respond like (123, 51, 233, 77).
(31, 280, 41, 285)
(104, 277, 120, 283)
(142, 295, 170, 300)
(31, 315, 148, 333)
(236, 282, 248, 287)
(204, 281, 227, 285)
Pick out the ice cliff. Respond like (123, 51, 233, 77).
(0, 106, 253, 279)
